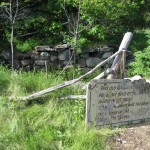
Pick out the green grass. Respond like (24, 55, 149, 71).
(0, 98, 120, 150)
(0, 66, 120, 150)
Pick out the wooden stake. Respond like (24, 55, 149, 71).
(45, 60, 48, 80)
(120, 50, 126, 79)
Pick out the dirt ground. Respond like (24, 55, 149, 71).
(109, 124, 150, 150)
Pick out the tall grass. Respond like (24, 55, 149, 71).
(0, 66, 11, 95)
(0, 66, 119, 150)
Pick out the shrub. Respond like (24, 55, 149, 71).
(129, 31, 150, 77)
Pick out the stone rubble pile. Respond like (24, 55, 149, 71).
(0, 44, 123, 71)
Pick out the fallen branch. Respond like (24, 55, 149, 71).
(20, 50, 123, 100)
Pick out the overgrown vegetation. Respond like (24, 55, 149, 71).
(0, 0, 150, 78)
(129, 30, 150, 77)
(130, 47, 150, 77)
(0, 67, 121, 149)
(0, 0, 150, 51)
(0, 0, 150, 149)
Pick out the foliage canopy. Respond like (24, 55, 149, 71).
(0, 0, 150, 51)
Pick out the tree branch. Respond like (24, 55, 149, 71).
(12, 0, 19, 24)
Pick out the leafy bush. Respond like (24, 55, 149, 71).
(130, 48, 150, 77)
(130, 30, 149, 52)
(16, 38, 39, 52)
(129, 31, 150, 77)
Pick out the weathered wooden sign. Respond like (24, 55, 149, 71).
(86, 79, 150, 127)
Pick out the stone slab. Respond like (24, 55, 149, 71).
(86, 79, 150, 128)
(35, 46, 55, 52)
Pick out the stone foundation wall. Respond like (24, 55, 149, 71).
(0, 44, 132, 71)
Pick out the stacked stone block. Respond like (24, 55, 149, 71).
(0, 44, 121, 71)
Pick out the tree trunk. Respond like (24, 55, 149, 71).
(73, 32, 77, 79)
(11, 24, 14, 70)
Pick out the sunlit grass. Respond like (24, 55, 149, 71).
(0, 66, 120, 150)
